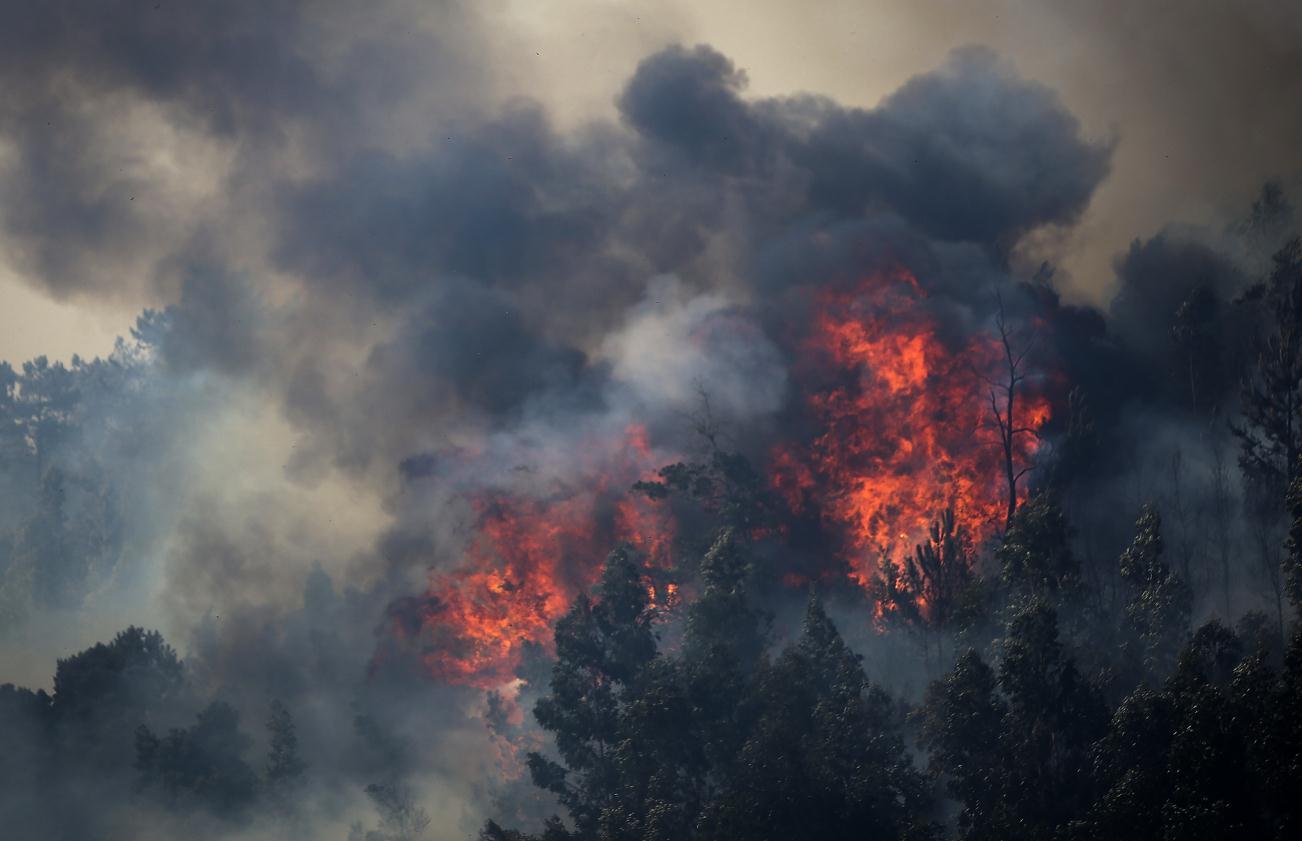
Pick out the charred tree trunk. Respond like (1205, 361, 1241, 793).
(987, 294, 1037, 530)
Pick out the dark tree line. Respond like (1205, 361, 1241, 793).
(479, 225, 1302, 841)
(2, 186, 1301, 841)
(479, 484, 1302, 841)
(0, 626, 310, 836)
(483, 537, 937, 841)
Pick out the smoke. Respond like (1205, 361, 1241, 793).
(0, 3, 1298, 840)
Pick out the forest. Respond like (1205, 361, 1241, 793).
(1, 5, 1301, 839)
(3, 203, 1302, 840)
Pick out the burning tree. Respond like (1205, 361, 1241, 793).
(771, 269, 1052, 600)
(873, 508, 977, 665)
(984, 293, 1043, 529)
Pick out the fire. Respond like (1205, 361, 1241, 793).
(390, 268, 1055, 687)
(393, 425, 675, 688)
(772, 269, 1050, 588)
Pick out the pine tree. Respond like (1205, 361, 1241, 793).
(998, 491, 1079, 599)
(1234, 237, 1302, 506)
(265, 699, 305, 794)
(875, 509, 977, 666)
(1119, 505, 1191, 678)
(922, 600, 1105, 841)
(700, 594, 936, 841)
(526, 546, 657, 840)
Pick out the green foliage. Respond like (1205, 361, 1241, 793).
(874, 509, 984, 661)
(527, 546, 658, 839)
(700, 594, 937, 841)
(921, 600, 1105, 841)
(1234, 237, 1302, 507)
(1119, 505, 1191, 677)
(632, 439, 777, 536)
(52, 626, 183, 730)
(135, 700, 259, 813)
(508, 543, 935, 841)
(998, 491, 1078, 598)
(265, 698, 306, 799)
(1067, 622, 1302, 840)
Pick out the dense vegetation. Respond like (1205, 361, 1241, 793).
(472, 493, 1302, 841)
(4, 201, 1302, 841)
(474, 232, 1302, 841)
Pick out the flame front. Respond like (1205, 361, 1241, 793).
(392, 269, 1054, 687)
(394, 425, 674, 689)
(772, 269, 1050, 587)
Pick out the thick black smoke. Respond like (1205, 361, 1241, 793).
(0, 3, 1297, 840)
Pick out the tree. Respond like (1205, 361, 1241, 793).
(1240, 180, 1295, 252)
(1069, 623, 1277, 840)
(349, 783, 432, 841)
(526, 546, 658, 840)
(135, 700, 259, 814)
(874, 509, 977, 666)
(677, 528, 770, 784)
(633, 393, 778, 538)
(11, 356, 79, 486)
(1285, 476, 1302, 613)
(997, 600, 1107, 835)
(1209, 432, 1238, 620)
(1119, 505, 1191, 679)
(1170, 284, 1224, 412)
(265, 699, 306, 797)
(1234, 237, 1302, 507)
(51, 626, 184, 764)
(492, 547, 935, 841)
(921, 600, 1105, 841)
(918, 650, 1008, 841)
(699, 594, 936, 841)
(984, 294, 1041, 528)
(997, 490, 1079, 599)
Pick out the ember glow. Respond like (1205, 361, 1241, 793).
(771, 269, 1052, 587)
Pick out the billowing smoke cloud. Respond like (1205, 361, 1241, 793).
(1, 3, 1297, 841)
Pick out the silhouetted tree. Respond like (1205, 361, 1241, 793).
(526, 546, 658, 840)
(922, 600, 1105, 841)
(1119, 505, 1191, 679)
(1170, 285, 1225, 412)
(998, 490, 1079, 600)
(1234, 237, 1302, 506)
(875, 509, 976, 665)
(1068, 622, 1298, 840)
(135, 700, 259, 814)
(51, 625, 183, 767)
(985, 295, 1040, 527)
(265, 698, 305, 810)
(699, 594, 937, 841)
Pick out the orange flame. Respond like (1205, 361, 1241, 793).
(772, 269, 1050, 588)
(392, 268, 1054, 687)
(396, 425, 674, 688)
